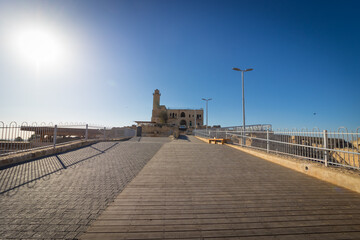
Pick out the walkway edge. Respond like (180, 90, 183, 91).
(195, 136, 360, 194)
(0, 138, 131, 169)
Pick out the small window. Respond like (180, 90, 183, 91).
(181, 112, 185, 118)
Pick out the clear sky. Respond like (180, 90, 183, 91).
(0, 0, 359, 131)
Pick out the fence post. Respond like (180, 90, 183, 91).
(323, 130, 328, 167)
(53, 125, 57, 148)
(103, 127, 106, 140)
(267, 129, 269, 153)
(242, 128, 245, 146)
(85, 124, 88, 141)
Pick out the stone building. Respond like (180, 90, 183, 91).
(151, 89, 204, 128)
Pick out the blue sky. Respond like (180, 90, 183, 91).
(0, 0, 359, 131)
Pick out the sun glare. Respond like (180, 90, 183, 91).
(10, 23, 67, 71)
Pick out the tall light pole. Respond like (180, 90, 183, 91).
(194, 109, 197, 130)
(232, 67, 253, 145)
(202, 98, 212, 130)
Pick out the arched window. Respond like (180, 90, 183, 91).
(180, 112, 185, 118)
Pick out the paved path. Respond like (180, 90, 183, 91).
(81, 136, 360, 240)
(0, 137, 170, 239)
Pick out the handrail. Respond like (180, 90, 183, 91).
(194, 125, 360, 170)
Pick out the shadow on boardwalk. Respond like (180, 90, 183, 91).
(0, 142, 119, 195)
(177, 135, 191, 141)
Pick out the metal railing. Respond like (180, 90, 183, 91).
(194, 125, 360, 170)
(0, 121, 135, 157)
(216, 124, 272, 132)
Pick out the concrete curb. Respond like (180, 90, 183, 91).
(0, 137, 131, 169)
(195, 136, 360, 194)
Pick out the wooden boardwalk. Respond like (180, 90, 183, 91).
(80, 136, 360, 239)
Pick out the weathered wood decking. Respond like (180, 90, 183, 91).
(80, 136, 360, 239)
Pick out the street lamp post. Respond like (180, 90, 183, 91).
(201, 98, 212, 130)
(194, 109, 197, 130)
(232, 67, 253, 145)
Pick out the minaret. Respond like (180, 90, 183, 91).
(153, 89, 161, 110)
(151, 89, 161, 122)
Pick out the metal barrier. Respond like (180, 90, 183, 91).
(194, 126, 360, 170)
(0, 121, 136, 157)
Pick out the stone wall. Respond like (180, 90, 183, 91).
(167, 109, 203, 128)
(140, 125, 176, 137)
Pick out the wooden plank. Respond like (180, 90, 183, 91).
(80, 136, 360, 240)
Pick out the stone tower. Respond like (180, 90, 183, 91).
(153, 89, 160, 110)
(151, 89, 161, 122)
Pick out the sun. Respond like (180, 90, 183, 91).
(10, 23, 67, 71)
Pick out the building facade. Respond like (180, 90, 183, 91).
(151, 89, 204, 128)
